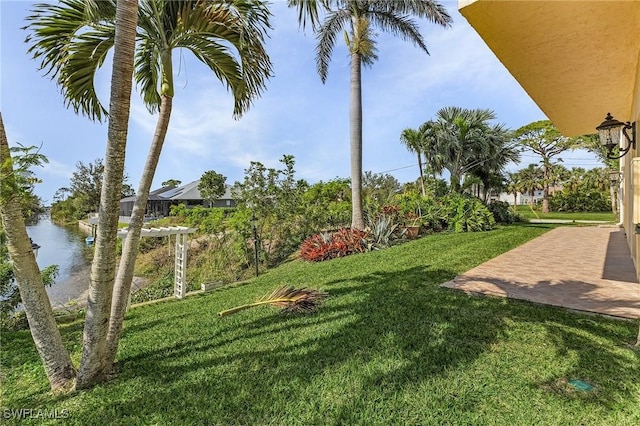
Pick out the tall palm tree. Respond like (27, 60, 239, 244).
(25, 0, 272, 383)
(400, 128, 426, 196)
(0, 114, 76, 390)
(290, 0, 452, 229)
(24, 0, 139, 389)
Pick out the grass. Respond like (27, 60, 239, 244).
(515, 205, 617, 222)
(2, 224, 639, 425)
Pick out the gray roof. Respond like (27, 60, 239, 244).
(120, 185, 175, 203)
(121, 180, 233, 202)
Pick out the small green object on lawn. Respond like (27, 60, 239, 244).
(568, 379, 593, 391)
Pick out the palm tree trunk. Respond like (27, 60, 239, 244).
(450, 173, 461, 193)
(76, 0, 138, 390)
(542, 165, 550, 213)
(609, 184, 618, 215)
(417, 153, 425, 197)
(0, 113, 76, 391)
(349, 42, 364, 230)
(529, 186, 535, 210)
(105, 94, 173, 367)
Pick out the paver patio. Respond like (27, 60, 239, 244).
(442, 226, 640, 319)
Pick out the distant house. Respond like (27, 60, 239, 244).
(119, 180, 236, 219)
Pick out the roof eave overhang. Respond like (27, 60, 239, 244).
(459, 0, 640, 136)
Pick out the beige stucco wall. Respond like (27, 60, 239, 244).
(627, 48, 640, 273)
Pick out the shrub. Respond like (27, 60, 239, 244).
(300, 228, 368, 262)
(131, 274, 174, 304)
(549, 190, 610, 212)
(487, 201, 516, 224)
(444, 194, 495, 232)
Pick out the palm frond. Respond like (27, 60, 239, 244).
(376, 0, 452, 27)
(218, 286, 328, 317)
(172, 0, 272, 117)
(24, 0, 116, 121)
(287, 0, 328, 31)
(315, 9, 351, 83)
(134, 36, 162, 113)
(368, 10, 428, 54)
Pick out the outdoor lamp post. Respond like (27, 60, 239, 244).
(596, 112, 636, 159)
(250, 212, 259, 277)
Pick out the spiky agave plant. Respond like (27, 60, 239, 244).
(218, 286, 328, 317)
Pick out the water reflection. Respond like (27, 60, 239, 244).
(27, 216, 91, 307)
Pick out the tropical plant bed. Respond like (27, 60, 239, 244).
(3, 224, 638, 425)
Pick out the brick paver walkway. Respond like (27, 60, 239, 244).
(442, 226, 640, 319)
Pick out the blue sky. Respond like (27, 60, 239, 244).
(1, 0, 602, 204)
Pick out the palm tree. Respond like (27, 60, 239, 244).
(505, 172, 523, 207)
(427, 106, 511, 193)
(290, 0, 452, 229)
(400, 128, 426, 196)
(25, 0, 271, 384)
(518, 164, 544, 210)
(24, 0, 139, 389)
(0, 114, 76, 391)
(418, 119, 445, 181)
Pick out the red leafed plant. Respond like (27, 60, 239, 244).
(300, 228, 368, 262)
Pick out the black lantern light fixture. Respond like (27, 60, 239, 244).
(596, 112, 636, 159)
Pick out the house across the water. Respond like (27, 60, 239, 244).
(119, 180, 236, 221)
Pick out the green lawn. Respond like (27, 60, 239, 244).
(515, 205, 617, 222)
(2, 224, 639, 425)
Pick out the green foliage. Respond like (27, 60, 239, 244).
(421, 106, 517, 192)
(549, 190, 610, 212)
(161, 179, 181, 188)
(443, 194, 495, 232)
(362, 171, 400, 208)
(232, 155, 310, 265)
(198, 170, 226, 205)
(487, 200, 519, 224)
(25, 0, 273, 120)
(50, 158, 134, 222)
(173, 205, 226, 234)
(367, 213, 400, 249)
(130, 274, 174, 305)
(1, 259, 59, 331)
(513, 120, 579, 160)
(301, 179, 352, 231)
(0, 143, 48, 218)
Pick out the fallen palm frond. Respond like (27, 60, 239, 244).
(218, 286, 328, 317)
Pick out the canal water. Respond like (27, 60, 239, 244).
(26, 216, 91, 307)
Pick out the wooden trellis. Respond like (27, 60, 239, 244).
(117, 226, 196, 299)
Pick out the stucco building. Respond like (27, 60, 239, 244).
(458, 0, 640, 279)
